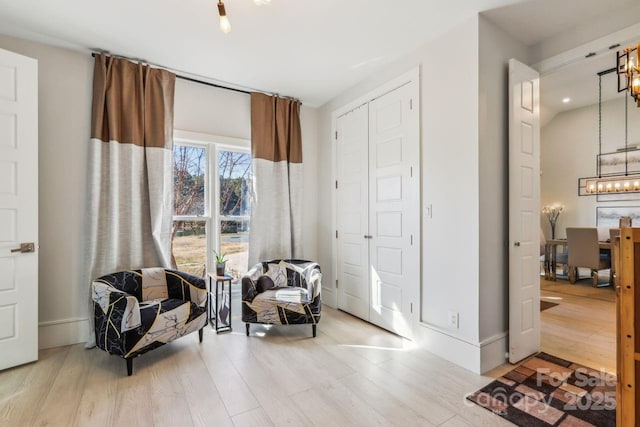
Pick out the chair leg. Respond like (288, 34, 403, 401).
(198, 327, 204, 343)
(312, 324, 316, 338)
(126, 358, 133, 376)
(245, 323, 250, 336)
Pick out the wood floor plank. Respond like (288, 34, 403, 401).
(197, 333, 261, 417)
(72, 350, 121, 427)
(146, 345, 195, 427)
(172, 340, 234, 427)
(339, 372, 435, 426)
(231, 408, 274, 427)
(0, 347, 69, 426)
(230, 354, 313, 426)
(32, 344, 92, 426)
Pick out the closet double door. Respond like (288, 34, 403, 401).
(336, 82, 419, 339)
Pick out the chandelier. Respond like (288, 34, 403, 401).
(617, 44, 640, 106)
(579, 66, 640, 196)
(217, 0, 271, 34)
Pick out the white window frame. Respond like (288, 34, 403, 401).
(173, 130, 250, 274)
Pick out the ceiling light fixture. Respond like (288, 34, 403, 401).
(217, 1, 231, 34)
(217, 0, 272, 33)
(617, 44, 640, 107)
(562, 97, 571, 104)
(579, 68, 640, 195)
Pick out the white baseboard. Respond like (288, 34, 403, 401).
(38, 317, 90, 349)
(322, 288, 337, 308)
(480, 332, 508, 373)
(414, 323, 509, 374)
(415, 322, 482, 373)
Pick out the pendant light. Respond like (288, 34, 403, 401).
(578, 68, 640, 196)
(218, 1, 231, 34)
(216, 0, 272, 34)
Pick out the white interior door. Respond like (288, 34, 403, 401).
(368, 82, 419, 339)
(336, 104, 370, 320)
(508, 58, 540, 364)
(0, 48, 38, 370)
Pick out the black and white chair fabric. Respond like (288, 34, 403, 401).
(91, 268, 208, 375)
(242, 259, 321, 337)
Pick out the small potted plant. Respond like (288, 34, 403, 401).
(214, 250, 228, 276)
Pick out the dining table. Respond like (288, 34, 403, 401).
(544, 238, 612, 281)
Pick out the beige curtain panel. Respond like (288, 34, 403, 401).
(249, 93, 303, 265)
(85, 54, 176, 346)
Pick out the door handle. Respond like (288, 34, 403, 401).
(514, 241, 520, 247)
(10, 242, 36, 253)
(364, 235, 373, 239)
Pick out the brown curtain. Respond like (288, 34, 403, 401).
(85, 54, 176, 346)
(249, 93, 303, 265)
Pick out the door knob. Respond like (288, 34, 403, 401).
(10, 242, 35, 253)
(364, 235, 373, 239)
(514, 241, 520, 247)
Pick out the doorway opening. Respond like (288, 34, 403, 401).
(538, 45, 640, 375)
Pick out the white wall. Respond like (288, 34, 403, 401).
(0, 34, 93, 349)
(541, 95, 640, 236)
(318, 17, 492, 372)
(0, 33, 319, 349)
(477, 16, 532, 370)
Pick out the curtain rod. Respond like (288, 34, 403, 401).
(90, 51, 300, 102)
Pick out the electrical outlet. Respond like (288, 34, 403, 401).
(447, 311, 459, 329)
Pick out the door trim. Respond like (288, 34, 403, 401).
(329, 66, 420, 312)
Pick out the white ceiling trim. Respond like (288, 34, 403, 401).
(533, 22, 640, 76)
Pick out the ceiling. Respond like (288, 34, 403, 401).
(0, 0, 524, 107)
(483, 0, 639, 47)
(1, 0, 638, 109)
(484, 0, 640, 125)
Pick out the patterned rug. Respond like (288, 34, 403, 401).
(467, 353, 616, 426)
(540, 300, 559, 311)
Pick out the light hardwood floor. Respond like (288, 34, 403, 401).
(540, 277, 616, 375)
(1, 280, 615, 427)
(1, 290, 515, 427)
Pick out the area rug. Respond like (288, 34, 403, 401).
(540, 300, 559, 311)
(466, 353, 616, 426)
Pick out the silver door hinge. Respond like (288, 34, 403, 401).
(336, 279, 339, 288)
(410, 235, 413, 245)
(336, 230, 339, 239)
(410, 302, 413, 313)
(335, 131, 338, 140)
(410, 99, 413, 110)
(410, 166, 413, 177)
(335, 180, 338, 189)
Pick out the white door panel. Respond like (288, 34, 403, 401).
(368, 82, 419, 339)
(0, 48, 38, 371)
(508, 59, 540, 364)
(336, 104, 370, 321)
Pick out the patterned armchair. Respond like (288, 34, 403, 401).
(242, 259, 321, 337)
(91, 268, 208, 375)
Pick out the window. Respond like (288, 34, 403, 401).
(171, 136, 251, 280)
(172, 144, 208, 277)
(218, 150, 252, 279)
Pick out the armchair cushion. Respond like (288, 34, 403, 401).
(256, 275, 276, 293)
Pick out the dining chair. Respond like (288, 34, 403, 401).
(566, 227, 611, 287)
